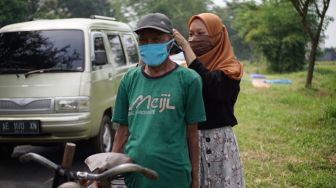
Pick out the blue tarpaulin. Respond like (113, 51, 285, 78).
(264, 79, 292, 84)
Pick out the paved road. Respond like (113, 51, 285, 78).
(0, 145, 91, 188)
(0, 145, 125, 188)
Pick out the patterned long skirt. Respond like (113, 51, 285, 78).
(199, 126, 245, 188)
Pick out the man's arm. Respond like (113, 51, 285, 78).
(187, 124, 199, 188)
(112, 124, 129, 153)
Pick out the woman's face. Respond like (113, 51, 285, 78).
(188, 19, 209, 41)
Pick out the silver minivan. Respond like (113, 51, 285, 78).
(0, 16, 139, 155)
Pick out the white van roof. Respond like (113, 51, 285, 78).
(0, 18, 132, 32)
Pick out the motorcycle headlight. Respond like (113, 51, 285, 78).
(55, 97, 90, 112)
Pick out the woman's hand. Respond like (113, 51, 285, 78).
(173, 29, 197, 66)
(172, 29, 189, 49)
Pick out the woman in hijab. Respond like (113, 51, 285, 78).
(173, 13, 245, 188)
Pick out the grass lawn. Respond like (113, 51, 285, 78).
(234, 61, 336, 188)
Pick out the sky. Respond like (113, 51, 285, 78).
(213, 0, 336, 48)
(324, 0, 336, 48)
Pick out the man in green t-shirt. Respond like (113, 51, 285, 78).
(112, 13, 206, 188)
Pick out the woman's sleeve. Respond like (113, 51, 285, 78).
(188, 59, 240, 102)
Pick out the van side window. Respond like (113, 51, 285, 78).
(122, 34, 139, 64)
(93, 37, 108, 65)
(107, 34, 126, 67)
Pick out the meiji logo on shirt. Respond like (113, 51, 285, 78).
(129, 94, 175, 113)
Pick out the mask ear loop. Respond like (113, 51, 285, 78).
(165, 39, 174, 53)
(169, 39, 183, 54)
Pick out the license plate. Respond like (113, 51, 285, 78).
(0, 120, 41, 135)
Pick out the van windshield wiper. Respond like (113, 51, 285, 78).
(24, 68, 81, 78)
(0, 68, 30, 78)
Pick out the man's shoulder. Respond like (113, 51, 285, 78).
(123, 66, 142, 79)
(176, 65, 201, 80)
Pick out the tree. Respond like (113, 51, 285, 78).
(27, 0, 127, 21)
(108, 0, 129, 22)
(233, 1, 308, 72)
(212, 4, 252, 60)
(121, 0, 211, 36)
(28, 0, 65, 19)
(57, 0, 113, 18)
(0, 0, 29, 27)
(290, 0, 331, 88)
(1, 0, 127, 25)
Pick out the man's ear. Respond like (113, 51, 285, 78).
(138, 60, 145, 66)
(170, 33, 176, 41)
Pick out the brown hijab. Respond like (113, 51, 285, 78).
(188, 13, 243, 80)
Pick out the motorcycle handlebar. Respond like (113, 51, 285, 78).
(19, 152, 159, 181)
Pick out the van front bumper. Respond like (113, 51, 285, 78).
(0, 112, 92, 143)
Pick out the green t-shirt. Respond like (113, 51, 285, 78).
(112, 64, 206, 188)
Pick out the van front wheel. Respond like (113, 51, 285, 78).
(91, 115, 114, 153)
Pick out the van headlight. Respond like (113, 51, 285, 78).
(55, 97, 90, 112)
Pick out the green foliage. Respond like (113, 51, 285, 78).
(31, 0, 119, 19)
(212, 5, 252, 60)
(1, 0, 323, 77)
(122, 0, 211, 36)
(0, 0, 29, 27)
(0, 0, 209, 36)
(57, 0, 112, 18)
(0, 0, 127, 23)
(233, 0, 308, 72)
(28, 0, 62, 19)
(109, 0, 128, 22)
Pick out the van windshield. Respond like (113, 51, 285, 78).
(0, 30, 84, 74)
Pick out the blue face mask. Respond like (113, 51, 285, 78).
(139, 39, 174, 67)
